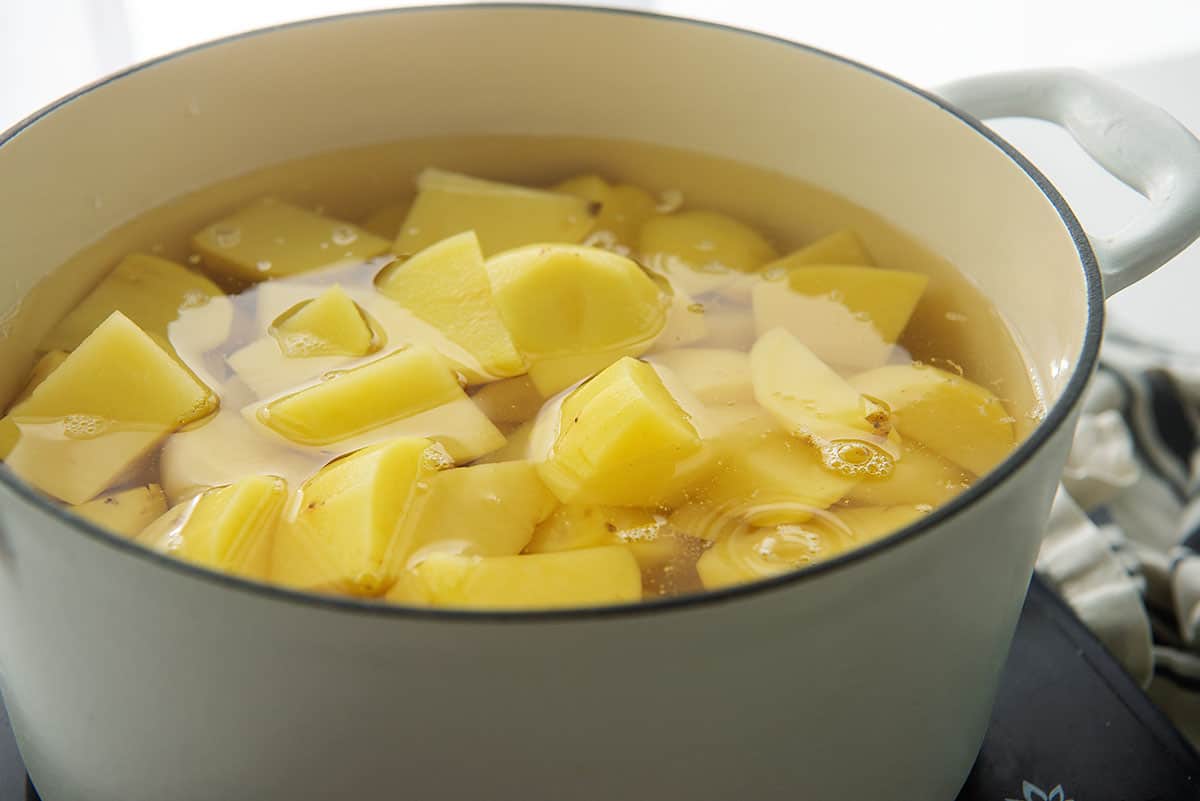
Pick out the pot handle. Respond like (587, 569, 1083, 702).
(937, 68, 1200, 297)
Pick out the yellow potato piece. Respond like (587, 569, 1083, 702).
(71, 484, 168, 537)
(751, 282, 893, 369)
(193, 197, 390, 282)
(256, 346, 467, 446)
(15, 351, 68, 404)
(671, 422, 857, 535)
(695, 513, 853, 590)
(848, 440, 971, 508)
(648, 348, 752, 406)
(271, 284, 374, 357)
(409, 547, 642, 609)
(852, 364, 1016, 475)
(376, 231, 524, 376)
(273, 438, 440, 594)
(782, 266, 928, 342)
(395, 168, 596, 256)
(750, 327, 881, 444)
(226, 337, 355, 400)
(526, 347, 643, 396)
(39, 253, 230, 354)
(139, 475, 287, 580)
(554, 174, 656, 247)
(764, 229, 874, 269)
(6, 312, 215, 504)
(404, 461, 556, 565)
(0, 418, 17, 460)
(360, 202, 409, 240)
(639, 210, 777, 273)
(526, 504, 679, 572)
(471, 375, 544, 426)
(159, 407, 318, 504)
(537, 357, 702, 506)
(836, 504, 930, 546)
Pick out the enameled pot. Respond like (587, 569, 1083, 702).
(1, 6, 1199, 801)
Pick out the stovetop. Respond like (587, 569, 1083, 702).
(3, 576, 1198, 801)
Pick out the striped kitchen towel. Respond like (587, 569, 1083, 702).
(1039, 328, 1200, 745)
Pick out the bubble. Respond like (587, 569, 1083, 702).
(945, 311, 968, 322)
(62, 414, 109, 440)
(331, 226, 358, 246)
(187, 253, 202, 265)
(423, 443, 455, 470)
(655, 188, 684, 213)
(582, 230, 620, 251)
(820, 439, 894, 478)
(213, 226, 241, 248)
(762, 266, 789, 282)
(179, 290, 209, 309)
(255, 260, 272, 273)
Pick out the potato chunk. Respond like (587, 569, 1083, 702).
(39, 253, 230, 354)
(852, 364, 1016, 475)
(6, 312, 215, 504)
(271, 284, 374, 357)
(253, 346, 490, 453)
(764, 229, 873, 269)
(272, 438, 440, 594)
(639, 210, 777, 273)
(848, 440, 971, 507)
(71, 484, 168, 537)
(193, 197, 390, 282)
(486, 244, 669, 394)
(404, 461, 557, 564)
(537, 357, 701, 506)
(647, 348, 752, 406)
(471, 375, 544, 425)
(406, 547, 642, 609)
(376, 231, 524, 376)
(360, 202, 409, 240)
(526, 504, 679, 570)
(139, 475, 287, 580)
(554, 174, 656, 248)
(784, 267, 927, 342)
(395, 168, 596, 256)
(750, 327, 882, 445)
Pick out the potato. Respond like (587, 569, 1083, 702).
(406, 547, 642, 609)
(15, 351, 68, 404)
(848, 440, 971, 508)
(271, 284, 374, 357)
(39, 253, 231, 354)
(554, 174, 656, 247)
(272, 437, 441, 594)
(835, 504, 929, 545)
(764, 229, 874, 269)
(254, 346, 477, 447)
(639, 210, 777, 273)
(376, 231, 524, 376)
(785, 267, 927, 342)
(226, 337, 355, 400)
(852, 364, 1015, 475)
(471, 375, 544, 425)
(71, 484, 168, 537)
(360, 202, 409, 240)
(537, 357, 702, 506)
(6, 312, 215, 504)
(750, 327, 883, 445)
(526, 504, 679, 570)
(139, 475, 287, 580)
(404, 461, 557, 565)
(751, 282, 892, 369)
(671, 422, 858, 535)
(193, 197, 390, 282)
(159, 407, 318, 504)
(486, 244, 669, 394)
(647, 348, 752, 406)
(395, 168, 596, 256)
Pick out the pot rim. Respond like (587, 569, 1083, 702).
(0, 2, 1104, 623)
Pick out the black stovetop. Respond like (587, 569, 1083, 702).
(3, 577, 1198, 800)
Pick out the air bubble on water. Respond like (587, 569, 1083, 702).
(916, 504, 934, 513)
(763, 266, 788, 282)
(187, 253, 201, 265)
(997, 415, 1017, 424)
(820, 439, 894, 478)
(256, 260, 272, 273)
(62, 414, 109, 440)
(180, 290, 208, 309)
(331, 226, 358, 246)
(281, 332, 326, 357)
(582, 230, 620, 251)
(415, 481, 429, 491)
(853, 310, 871, 322)
(213, 226, 241, 248)
(454, 371, 469, 388)
(655, 188, 683, 213)
(945, 311, 968, 323)
(423, 443, 454, 470)
(1026, 401, 1047, 422)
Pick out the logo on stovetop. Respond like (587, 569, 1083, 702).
(1006, 780, 1073, 801)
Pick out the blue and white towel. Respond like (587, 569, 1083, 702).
(1040, 329, 1200, 745)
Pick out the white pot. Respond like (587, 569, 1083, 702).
(2, 7, 1199, 801)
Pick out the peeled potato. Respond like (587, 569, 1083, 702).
(639, 210, 777, 273)
(647, 348, 752, 406)
(848, 440, 971, 508)
(71, 484, 168, 537)
(376, 231, 524, 376)
(360, 202, 409, 240)
(405, 547, 642, 609)
(194, 198, 389, 282)
(271, 284, 375, 357)
(471, 375, 545, 426)
(764, 229, 873, 269)
(555, 174, 656, 247)
(536, 357, 702, 506)
(852, 364, 1015, 476)
(396, 168, 596, 256)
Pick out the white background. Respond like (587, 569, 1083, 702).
(3, 0, 1199, 348)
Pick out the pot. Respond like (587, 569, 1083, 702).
(1, 6, 1198, 801)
